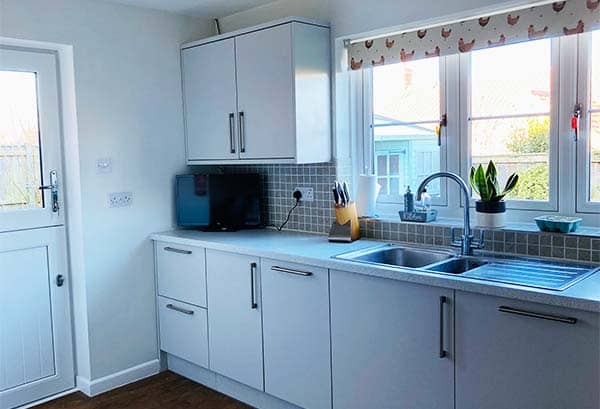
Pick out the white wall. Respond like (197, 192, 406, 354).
(0, 0, 212, 381)
(220, 0, 541, 38)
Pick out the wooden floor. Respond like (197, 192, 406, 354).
(35, 371, 251, 409)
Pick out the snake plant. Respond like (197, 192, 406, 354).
(469, 160, 519, 202)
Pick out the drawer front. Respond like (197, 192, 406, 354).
(158, 296, 208, 368)
(156, 241, 206, 307)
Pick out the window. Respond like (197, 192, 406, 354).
(0, 71, 43, 210)
(467, 39, 556, 208)
(358, 31, 599, 225)
(577, 30, 600, 212)
(369, 57, 445, 204)
(590, 32, 600, 203)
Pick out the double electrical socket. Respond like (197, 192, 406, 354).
(294, 187, 314, 202)
(108, 192, 133, 208)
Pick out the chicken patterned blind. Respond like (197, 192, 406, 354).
(348, 0, 600, 70)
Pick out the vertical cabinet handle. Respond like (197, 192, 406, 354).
(228, 112, 236, 154)
(250, 262, 257, 309)
(238, 111, 246, 153)
(439, 296, 447, 358)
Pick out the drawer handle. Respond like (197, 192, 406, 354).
(164, 246, 192, 255)
(498, 306, 577, 324)
(271, 266, 313, 276)
(166, 304, 194, 315)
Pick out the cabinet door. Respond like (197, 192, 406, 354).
(235, 24, 296, 160)
(182, 39, 238, 161)
(330, 270, 454, 409)
(206, 250, 263, 390)
(262, 260, 331, 409)
(455, 291, 600, 409)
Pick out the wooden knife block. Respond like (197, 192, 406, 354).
(333, 202, 360, 241)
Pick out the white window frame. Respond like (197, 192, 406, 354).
(356, 34, 599, 226)
(576, 31, 600, 213)
(459, 38, 560, 213)
(361, 57, 449, 216)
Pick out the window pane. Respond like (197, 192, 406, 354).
(0, 71, 43, 209)
(374, 123, 441, 198)
(372, 57, 440, 122)
(591, 112, 600, 202)
(471, 39, 551, 117)
(592, 31, 600, 111)
(471, 116, 550, 201)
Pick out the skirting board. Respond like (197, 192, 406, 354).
(77, 359, 160, 397)
(167, 355, 301, 409)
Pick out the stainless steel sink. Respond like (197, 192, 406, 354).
(334, 244, 600, 291)
(334, 244, 454, 269)
(425, 257, 488, 274)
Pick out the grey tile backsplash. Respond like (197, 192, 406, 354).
(198, 162, 599, 264)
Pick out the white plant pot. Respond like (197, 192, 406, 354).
(476, 211, 506, 228)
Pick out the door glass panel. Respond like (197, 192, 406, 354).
(0, 71, 43, 210)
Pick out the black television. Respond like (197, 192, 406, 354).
(175, 174, 262, 230)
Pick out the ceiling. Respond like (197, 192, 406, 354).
(101, 0, 278, 17)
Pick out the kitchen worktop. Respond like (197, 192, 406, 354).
(151, 229, 600, 313)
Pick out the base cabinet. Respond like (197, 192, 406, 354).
(261, 259, 331, 409)
(206, 249, 263, 391)
(330, 270, 454, 409)
(455, 291, 600, 409)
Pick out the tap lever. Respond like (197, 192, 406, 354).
(450, 227, 463, 247)
(472, 230, 485, 249)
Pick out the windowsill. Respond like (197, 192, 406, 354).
(361, 215, 600, 237)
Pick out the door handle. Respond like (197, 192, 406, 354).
(238, 111, 246, 153)
(439, 296, 447, 358)
(228, 112, 236, 154)
(39, 170, 59, 213)
(250, 262, 258, 309)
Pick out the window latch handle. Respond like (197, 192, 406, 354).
(436, 114, 447, 147)
(572, 103, 582, 142)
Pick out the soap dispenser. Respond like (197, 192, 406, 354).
(404, 186, 414, 212)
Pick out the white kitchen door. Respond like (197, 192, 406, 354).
(0, 46, 74, 408)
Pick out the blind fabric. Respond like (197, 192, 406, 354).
(348, 0, 599, 70)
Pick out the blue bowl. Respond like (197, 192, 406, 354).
(534, 216, 582, 233)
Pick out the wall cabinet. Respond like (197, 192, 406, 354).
(261, 259, 331, 409)
(455, 291, 600, 409)
(330, 269, 454, 409)
(181, 19, 331, 165)
(206, 249, 263, 390)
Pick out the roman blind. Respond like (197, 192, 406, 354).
(348, 0, 600, 70)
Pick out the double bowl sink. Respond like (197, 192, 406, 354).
(334, 244, 599, 291)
